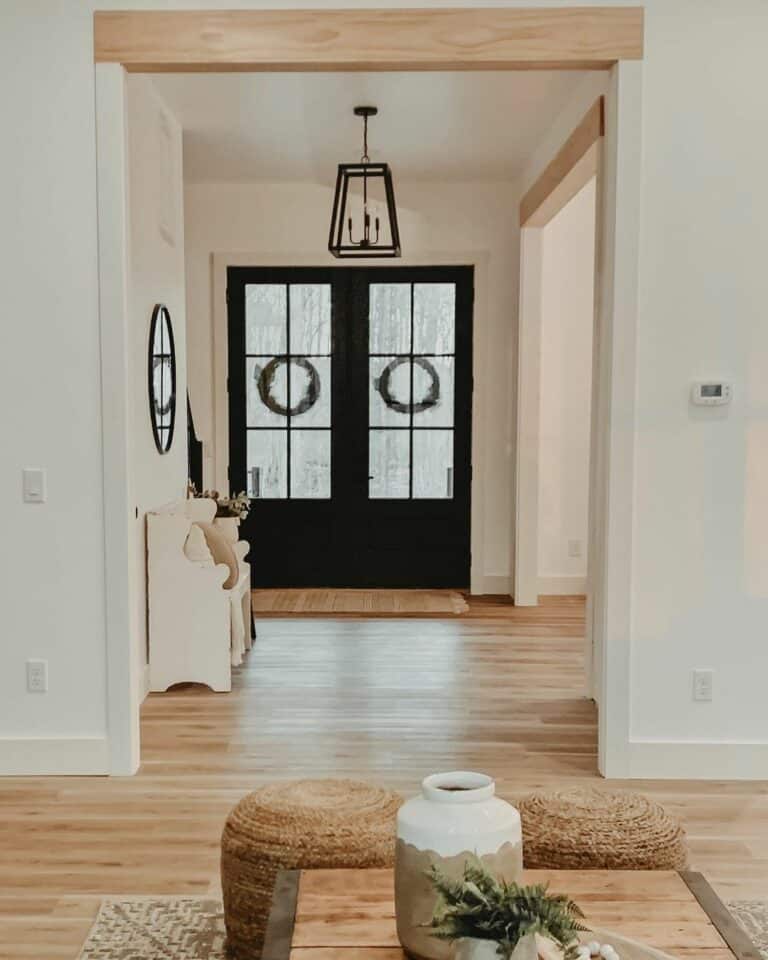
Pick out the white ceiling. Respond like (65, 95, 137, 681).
(152, 71, 588, 184)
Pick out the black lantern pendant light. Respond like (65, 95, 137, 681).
(328, 105, 401, 258)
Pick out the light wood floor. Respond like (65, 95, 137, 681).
(1, 598, 766, 959)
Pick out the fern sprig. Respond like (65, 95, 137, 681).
(426, 860, 588, 960)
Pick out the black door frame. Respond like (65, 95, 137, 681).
(227, 263, 474, 588)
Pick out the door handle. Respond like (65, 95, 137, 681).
(250, 466, 261, 499)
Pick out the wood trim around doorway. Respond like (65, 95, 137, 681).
(520, 97, 604, 226)
(93, 7, 644, 72)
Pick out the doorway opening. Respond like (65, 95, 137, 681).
(93, 8, 644, 776)
(514, 98, 604, 701)
(227, 265, 473, 588)
(520, 177, 598, 604)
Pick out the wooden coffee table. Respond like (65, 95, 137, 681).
(262, 868, 760, 960)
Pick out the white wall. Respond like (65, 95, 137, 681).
(126, 77, 188, 702)
(184, 179, 519, 592)
(537, 178, 596, 593)
(628, 3, 768, 770)
(3, 0, 768, 778)
(0, 2, 108, 774)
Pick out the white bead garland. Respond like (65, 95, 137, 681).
(578, 941, 621, 960)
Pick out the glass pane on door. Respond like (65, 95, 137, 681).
(369, 430, 410, 499)
(369, 283, 411, 354)
(413, 430, 454, 499)
(246, 357, 286, 427)
(291, 430, 331, 498)
(246, 284, 287, 354)
(413, 356, 454, 427)
(289, 356, 331, 428)
(370, 356, 412, 427)
(413, 283, 455, 354)
(289, 284, 331, 354)
(247, 430, 287, 499)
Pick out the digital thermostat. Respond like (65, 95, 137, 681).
(691, 382, 732, 406)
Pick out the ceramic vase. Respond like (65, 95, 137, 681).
(451, 937, 537, 960)
(395, 771, 523, 960)
(213, 516, 240, 544)
(185, 497, 217, 523)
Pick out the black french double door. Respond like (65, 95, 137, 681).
(227, 265, 473, 588)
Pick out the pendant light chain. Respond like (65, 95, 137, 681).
(361, 111, 370, 163)
(361, 111, 370, 241)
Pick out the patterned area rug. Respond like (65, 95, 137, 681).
(79, 897, 768, 960)
(729, 901, 768, 958)
(78, 899, 226, 959)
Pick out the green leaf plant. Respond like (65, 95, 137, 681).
(426, 859, 589, 960)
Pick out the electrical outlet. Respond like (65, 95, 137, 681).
(568, 539, 582, 558)
(26, 659, 48, 693)
(692, 669, 713, 702)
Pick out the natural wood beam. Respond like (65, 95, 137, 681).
(93, 8, 644, 72)
(520, 96, 605, 226)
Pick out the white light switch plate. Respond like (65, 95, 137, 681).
(568, 539, 582, 558)
(22, 467, 46, 503)
(693, 669, 713, 702)
(27, 659, 48, 693)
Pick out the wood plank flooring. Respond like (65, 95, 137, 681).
(0, 598, 766, 959)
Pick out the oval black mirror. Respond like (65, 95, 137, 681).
(148, 304, 176, 455)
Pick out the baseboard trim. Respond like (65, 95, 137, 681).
(472, 574, 511, 595)
(0, 736, 110, 776)
(627, 738, 768, 780)
(538, 575, 587, 595)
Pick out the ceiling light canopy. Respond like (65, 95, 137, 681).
(328, 106, 401, 259)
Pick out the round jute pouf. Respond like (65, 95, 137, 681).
(221, 779, 402, 960)
(518, 788, 688, 870)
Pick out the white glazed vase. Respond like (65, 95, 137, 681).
(395, 772, 523, 960)
(213, 516, 240, 544)
(452, 938, 537, 960)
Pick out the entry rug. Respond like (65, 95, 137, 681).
(251, 587, 469, 616)
(78, 897, 768, 960)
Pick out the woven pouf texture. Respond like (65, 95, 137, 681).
(518, 788, 688, 870)
(221, 779, 402, 960)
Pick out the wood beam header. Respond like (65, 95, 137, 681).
(94, 7, 644, 72)
(520, 96, 604, 226)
